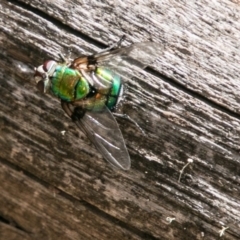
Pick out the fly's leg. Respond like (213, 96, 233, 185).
(71, 107, 86, 121)
(94, 35, 126, 56)
(113, 113, 146, 136)
(61, 101, 87, 135)
(59, 53, 66, 63)
(107, 35, 126, 50)
(58, 53, 72, 66)
(61, 100, 85, 121)
(61, 101, 72, 118)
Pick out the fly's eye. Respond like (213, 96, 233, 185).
(43, 60, 57, 74)
(36, 80, 45, 93)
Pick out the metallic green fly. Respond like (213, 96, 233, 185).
(34, 36, 160, 170)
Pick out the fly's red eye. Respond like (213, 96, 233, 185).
(43, 60, 56, 73)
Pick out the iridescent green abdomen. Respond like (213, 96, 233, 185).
(51, 65, 90, 102)
(95, 67, 123, 110)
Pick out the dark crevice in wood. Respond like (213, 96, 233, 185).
(6, 0, 108, 49)
(0, 215, 11, 225)
(146, 66, 240, 120)
(0, 214, 29, 233)
(0, 157, 158, 240)
(60, 194, 160, 240)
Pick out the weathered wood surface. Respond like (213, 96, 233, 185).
(1, 0, 240, 239)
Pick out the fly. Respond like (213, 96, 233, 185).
(34, 36, 160, 170)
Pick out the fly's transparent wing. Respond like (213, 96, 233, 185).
(94, 42, 163, 79)
(75, 107, 130, 170)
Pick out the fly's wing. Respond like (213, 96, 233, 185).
(72, 42, 163, 80)
(75, 106, 131, 170)
(95, 41, 162, 69)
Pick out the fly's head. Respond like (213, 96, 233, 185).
(34, 60, 58, 93)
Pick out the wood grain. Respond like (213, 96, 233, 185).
(0, 0, 240, 239)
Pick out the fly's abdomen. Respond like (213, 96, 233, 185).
(51, 66, 89, 102)
(95, 67, 123, 110)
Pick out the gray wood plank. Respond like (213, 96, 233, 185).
(0, 0, 240, 239)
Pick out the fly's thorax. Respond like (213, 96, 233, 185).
(51, 66, 90, 102)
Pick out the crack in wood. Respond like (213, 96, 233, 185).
(146, 66, 240, 120)
(6, 0, 108, 49)
(0, 214, 29, 233)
